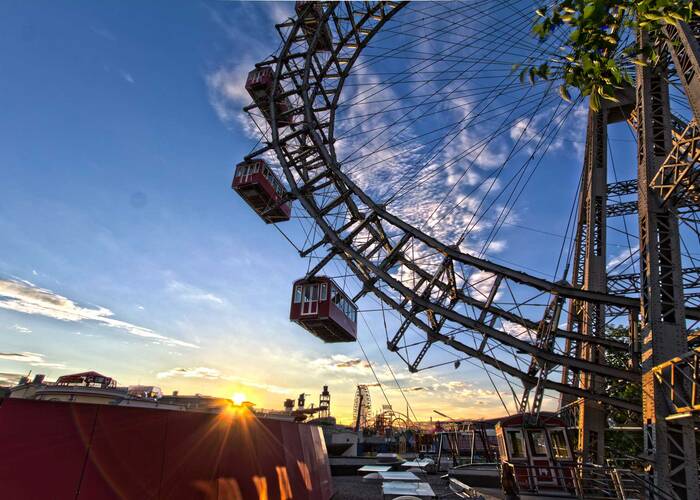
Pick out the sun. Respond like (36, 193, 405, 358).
(232, 392, 246, 406)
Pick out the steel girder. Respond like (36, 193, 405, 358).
(636, 31, 699, 499)
(252, 2, 650, 418)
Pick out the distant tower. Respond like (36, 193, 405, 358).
(319, 385, 331, 418)
(297, 393, 306, 410)
(283, 398, 295, 413)
(352, 385, 372, 431)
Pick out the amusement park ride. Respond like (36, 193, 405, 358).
(232, 1, 700, 498)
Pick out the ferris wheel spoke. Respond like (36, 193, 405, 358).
(238, 1, 700, 427)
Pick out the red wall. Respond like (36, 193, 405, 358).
(0, 399, 332, 500)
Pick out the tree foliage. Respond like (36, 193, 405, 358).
(603, 325, 642, 460)
(525, 0, 699, 111)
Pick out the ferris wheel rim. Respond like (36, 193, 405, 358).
(258, 1, 650, 413)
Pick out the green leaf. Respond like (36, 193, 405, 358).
(583, 4, 595, 19)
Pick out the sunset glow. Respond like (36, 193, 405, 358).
(232, 392, 246, 406)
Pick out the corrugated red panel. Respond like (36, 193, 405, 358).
(77, 405, 168, 500)
(215, 414, 287, 499)
(0, 399, 333, 500)
(278, 418, 313, 500)
(160, 410, 230, 499)
(308, 425, 332, 500)
(0, 399, 98, 500)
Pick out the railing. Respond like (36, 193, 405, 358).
(499, 462, 676, 500)
(652, 347, 700, 416)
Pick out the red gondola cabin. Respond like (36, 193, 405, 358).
(245, 67, 294, 127)
(232, 159, 291, 223)
(295, 2, 333, 51)
(290, 277, 358, 343)
(495, 414, 575, 495)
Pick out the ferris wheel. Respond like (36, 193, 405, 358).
(232, 2, 700, 495)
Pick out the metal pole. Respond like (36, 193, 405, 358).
(578, 107, 609, 465)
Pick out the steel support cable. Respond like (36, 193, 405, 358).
(380, 33, 565, 203)
(337, 82, 550, 138)
(478, 102, 578, 253)
(343, 3, 528, 110)
(356, 19, 564, 199)
(341, 103, 553, 208)
(428, 94, 568, 246)
(370, 92, 561, 201)
(339, 6, 543, 134)
(452, 85, 558, 247)
(348, 1, 538, 86)
(417, 99, 562, 247)
(336, 80, 550, 127)
(356, 337, 394, 411)
(341, 92, 558, 178)
(431, 340, 565, 412)
(363, 1, 565, 65)
(343, 104, 561, 214)
(382, 90, 549, 211)
(269, 2, 645, 410)
(337, 25, 540, 170)
(477, 100, 579, 260)
(288, 123, 638, 384)
(359, 312, 419, 423)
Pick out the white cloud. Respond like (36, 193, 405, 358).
(11, 324, 31, 334)
(157, 367, 221, 380)
(166, 280, 225, 305)
(156, 366, 294, 395)
(120, 71, 135, 84)
(607, 248, 637, 272)
(0, 352, 65, 368)
(467, 271, 501, 301)
(500, 320, 535, 343)
(311, 354, 373, 376)
(206, 63, 252, 123)
(0, 278, 198, 349)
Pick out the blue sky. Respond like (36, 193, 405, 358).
(0, 1, 653, 422)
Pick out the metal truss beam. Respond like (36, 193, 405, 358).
(636, 35, 699, 497)
(578, 108, 608, 465)
(608, 267, 700, 295)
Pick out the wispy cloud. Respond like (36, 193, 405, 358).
(0, 278, 198, 348)
(11, 324, 31, 334)
(333, 357, 371, 369)
(156, 366, 294, 395)
(120, 71, 135, 85)
(0, 372, 24, 385)
(167, 280, 225, 305)
(607, 247, 637, 272)
(90, 26, 116, 41)
(157, 366, 221, 380)
(0, 352, 65, 368)
(311, 354, 374, 376)
(206, 63, 252, 123)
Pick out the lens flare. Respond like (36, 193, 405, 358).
(232, 392, 246, 406)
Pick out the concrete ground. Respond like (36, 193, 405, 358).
(331, 473, 456, 499)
